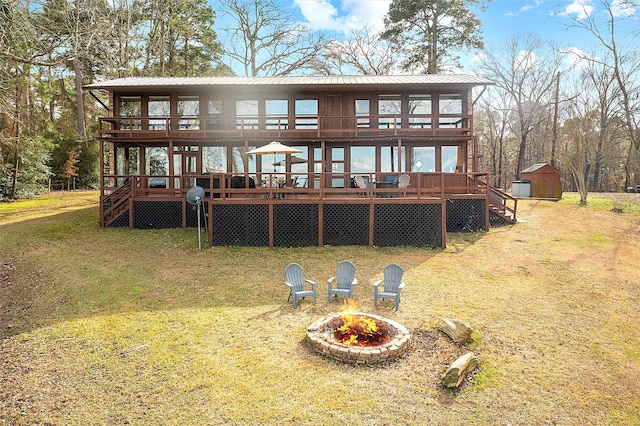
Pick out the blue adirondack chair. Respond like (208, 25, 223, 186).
(327, 260, 358, 303)
(284, 263, 316, 309)
(373, 263, 405, 310)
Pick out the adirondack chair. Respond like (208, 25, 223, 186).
(354, 176, 368, 196)
(284, 263, 316, 309)
(327, 260, 358, 303)
(398, 174, 410, 196)
(373, 263, 405, 310)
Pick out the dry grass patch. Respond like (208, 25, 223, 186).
(1, 191, 640, 424)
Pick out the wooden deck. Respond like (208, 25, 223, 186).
(100, 172, 517, 248)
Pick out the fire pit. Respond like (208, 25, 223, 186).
(306, 303, 411, 364)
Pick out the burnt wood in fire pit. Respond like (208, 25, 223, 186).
(306, 312, 411, 364)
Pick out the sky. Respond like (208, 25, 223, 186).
(277, 0, 639, 71)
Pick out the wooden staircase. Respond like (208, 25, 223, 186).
(101, 179, 133, 227)
(487, 185, 518, 224)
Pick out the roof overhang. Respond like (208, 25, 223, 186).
(84, 74, 495, 93)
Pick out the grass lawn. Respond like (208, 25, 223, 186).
(1, 190, 639, 425)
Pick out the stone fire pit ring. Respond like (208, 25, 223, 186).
(306, 312, 411, 364)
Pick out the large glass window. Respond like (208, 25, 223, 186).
(355, 99, 370, 128)
(295, 99, 318, 129)
(266, 99, 288, 129)
(381, 146, 402, 172)
(148, 96, 170, 130)
(203, 146, 227, 173)
(145, 147, 168, 188)
(235, 147, 255, 174)
(439, 94, 462, 128)
(207, 99, 223, 130)
(442, 146, 460, 173)
(177, 96, 199, 130)
(350, 146, 374, 188)
(350, 146, 375, 173)
(378, 95, 401, 129)
(236, 100, 259, 129)
(409, 95, 431, 128)
(118, 96, 141, 130)
(413, 147, 435, 172)
(291, 146, 308, 187)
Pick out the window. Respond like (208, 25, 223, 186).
(115, 147, 140, 177)
(207, 100, 223, 130)
(148, 96, 170, 130)
(331, 147, 345, 187)
(118, 96, 141, 130)
(236, 100, 259, 130)
(381, 146, 402, 172)
(439, 94, 462, 128)
(295, 99, 318, 129)
(266, 99, 288, 129)
(145, 147, 169, 188)
(355, 99, 370, 128)
(178, 96, 200, 130)
(412, 147, 435, 172)
(378, 95, 401, 129)
(442, 146, 461, 173)
(350, 146, 375, 173)
(236, 147, 256, 174)
(409, 95, 431, 128)
(350, 146, 374, 187)
(203, 146, 227, 173)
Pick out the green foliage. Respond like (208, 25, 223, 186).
(382, 0, 489, 73)
(0, 136, 52, 199)
(140, 0, 224, 77)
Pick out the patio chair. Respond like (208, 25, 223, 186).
(373, 263, 405, 311)
(264, 176, 283, 199)
(354, 176, 368, 196)
(284, 263, 316, 309)
(398, 174, 410, 196)
(327, 260, 358, 303)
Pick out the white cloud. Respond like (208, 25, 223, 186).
(521, 1, 542, 12)
(293, 0, 390, 33)
(611, 0, 637, 17)
(561, 0, 594, 20)
(561, 46, 595, 70)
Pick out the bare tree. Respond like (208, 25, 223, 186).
(217, 0, 327, 76)
(475, 89, 513, 188)
(478, 34, 565, 179)
(566, 0, 640, 187)
(310, 25, 399, 76)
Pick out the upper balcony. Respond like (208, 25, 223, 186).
(97, 113, 473, 143)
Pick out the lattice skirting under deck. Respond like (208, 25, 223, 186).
(106, 200, 482, 248)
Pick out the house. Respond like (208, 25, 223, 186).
(519, 163, 562, 199)
(85, 75, 517, 248)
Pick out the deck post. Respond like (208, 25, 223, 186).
(268, 203, 274, 248)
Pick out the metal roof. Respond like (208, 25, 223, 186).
(521, 163, 559, 173)
(85, 74, 494, 91)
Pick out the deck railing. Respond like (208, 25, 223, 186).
(97, 114, 473, 141)
(101, 171, 491, 201)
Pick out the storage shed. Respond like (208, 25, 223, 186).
(520, 163, 562, 199)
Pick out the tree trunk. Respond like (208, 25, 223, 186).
(11, 85, 20, 199)
(515, 131, 527, 180)
(73, 59, 86, 139)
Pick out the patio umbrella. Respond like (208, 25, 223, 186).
(247, 141, 303, 173)
(272, 155, 307, 167)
